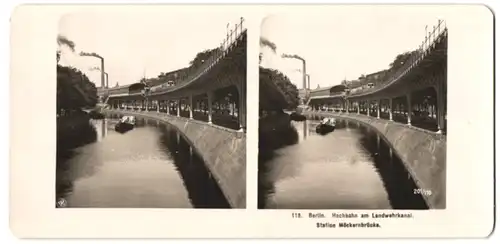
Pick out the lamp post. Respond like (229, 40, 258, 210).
(282, 53, 307, 105)
(344, 88, 351, 112)
(142, 86, 151, 112)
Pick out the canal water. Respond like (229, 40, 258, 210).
(258, 115, 428, 209)
(56, 114, 230, 208)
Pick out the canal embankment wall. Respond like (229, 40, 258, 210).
(305, 111, 446, 209)
(104, 109, 246, 209)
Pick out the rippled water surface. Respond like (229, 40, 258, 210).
(258, 116, 428, 209)
(56, 115, 229, 208)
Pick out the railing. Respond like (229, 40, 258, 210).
(102, 18, 247, 101)
(350, 19, 447, 96)
(150, 17, 246, 95)
(97, 85, 131, 98)
(330, 91, 346, 97)
(110, 106, 242, 132)
(308, 91, 347, 101)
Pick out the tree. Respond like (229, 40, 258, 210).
(57, 65, 98, 113)
(138, 47, 219, 86)
(258, 37, 298, 110)
(260, 67, 299, 109)
(389, 49, 421, 71)
(189, 48, 221, 69)
(348, 79, 362, 89)
(56, 35, 97, 114)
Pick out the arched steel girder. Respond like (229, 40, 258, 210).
(107, 31, 246, 103)
(347, 63, 446, 103)
(111, 83, 243, 106)
(149, 69, 245, 101)
(308, 95, 345, 105)
(107, 46, 245, 103)
(108, 94, 144, 103)
(348, 34, 447, 101)
(146, 32, 246, 99)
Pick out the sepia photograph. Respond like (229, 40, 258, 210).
(10, 1, 495, 239)
(56, 10, 247, 209)
(258, 12, 447, 209)
(8, 3, 496, 239)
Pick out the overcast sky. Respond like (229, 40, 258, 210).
(260, 9, 444, 89)
(58, 10, 243, 87)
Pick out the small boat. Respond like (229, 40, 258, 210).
(316, 117, 336, 134)
(115, 116, 135, 132)
(290, 112, 307, 121)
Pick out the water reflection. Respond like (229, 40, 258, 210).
(56, 115, 229, 208)
(157, 123, 230, 208)
(258, 116, 428, 209)
(303, 119, 308, 140)
(356, 123, 427, 209)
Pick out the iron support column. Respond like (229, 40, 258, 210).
(236, 83, 245, 132)
(177, 100, 181, 117)
(377, 99, 380, 119)
(407, 93, 412, 126)
(367, 101, 370, 116)
(189, 95, 193, 119)
(435, 82, 445, 134)
(166, 100, 170, 115)
(207, 91, 213, 124)
(389, 98, 393, 121)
